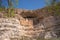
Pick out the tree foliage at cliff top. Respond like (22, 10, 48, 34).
(46, 0, 60, 16)
(0, 0, 18, 17)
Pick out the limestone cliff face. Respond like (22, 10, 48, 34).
(0, 8, 60, 40)
(0, 18, 21, 40)
(16, 8, 60, 39)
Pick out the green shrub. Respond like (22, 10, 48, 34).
(4, 8, 15, 17)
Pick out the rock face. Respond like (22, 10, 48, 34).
(0, 18, 22, 40)
(0, 16, 60, 40)
(19, 15, 58, 39)
(0, 8, 60, 40)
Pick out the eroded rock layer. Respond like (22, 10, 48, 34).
(0, 18, 22, 40)
(0, 7, 60, 40)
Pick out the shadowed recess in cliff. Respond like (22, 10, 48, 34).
(20, 11, 39, 18)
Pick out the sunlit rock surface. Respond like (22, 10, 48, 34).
(0, 8, 60, 40)
(0, 18, 23, 40)
(0, 15, 60, 40)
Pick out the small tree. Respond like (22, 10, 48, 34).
(5, 0, 18, 17)
(0, 0, 18, 17)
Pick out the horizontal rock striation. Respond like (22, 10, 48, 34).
(0, 18, 23, 40)
(0, 6, 60, 40)
(0, 15, 60, 40)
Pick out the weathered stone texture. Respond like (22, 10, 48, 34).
(0, 8, 60, 40)
(0, 18, 22, 40)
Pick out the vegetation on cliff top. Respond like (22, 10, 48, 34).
(0, 0, 60, 18)
(0, 0, 18, 17)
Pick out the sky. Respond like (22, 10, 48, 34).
(17, 0, 46, 10)
(3, 0, 46, 10)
